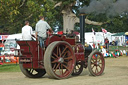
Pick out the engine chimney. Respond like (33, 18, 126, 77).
(79, 14, 85, 45)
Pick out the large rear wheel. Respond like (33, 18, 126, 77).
(88, 50, 105, 76)
(44, 41, 76, 79)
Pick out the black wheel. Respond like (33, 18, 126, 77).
(72, 62, 83, 76)
(88, 50, 105, 76)
(44, 41, 76, 79)
(19, 63, 46, 78)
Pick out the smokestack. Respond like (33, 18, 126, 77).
(79, 14, 85, 45)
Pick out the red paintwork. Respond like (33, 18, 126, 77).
(75, 43, 84, 53)
(16, 34, 84, 69)
(45, 35, 75, 46)
(17, 41, 44, 69)
(75, 53, 85, 61)
(74, 44, 85, 61)
(45, 35, 61, 46)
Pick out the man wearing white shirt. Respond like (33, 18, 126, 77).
(22, 21, 33, 40)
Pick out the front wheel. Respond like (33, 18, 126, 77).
(88, 50, 105, 76)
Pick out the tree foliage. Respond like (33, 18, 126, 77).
(0, 0, 56, 33)
(53, 0, 128, 33)
(0, 0, 128, 34)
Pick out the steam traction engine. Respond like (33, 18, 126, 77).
(15, 15, 105, 79)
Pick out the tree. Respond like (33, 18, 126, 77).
(0, 0, 127, 34)
(53, 0, 128, 33)
(53, 0, 105, 33)
(0, 0, 56, 33)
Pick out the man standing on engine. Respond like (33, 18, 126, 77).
(35, 16, 53, 48)
(22, 21, 33, 40)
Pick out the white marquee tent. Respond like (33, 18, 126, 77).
(78, 32, 125, 47)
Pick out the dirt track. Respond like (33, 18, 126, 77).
(0, 56, 128, 85)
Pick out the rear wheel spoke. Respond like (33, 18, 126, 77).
(51, 56, 56, 59)
(53, 52, 59, 58)
(53, 63, 57, 70)
(52, 59, 58, 63)
(62, 51, 68, 58)
(59, 47, 61, 57)
(63, 64, 69, 71)
(61, 46, 68, 56)
(64, 56, 73, 60)
(57, 46, 59, 56)
(54, 63, 60, 72)
(61, 64, 63, 75)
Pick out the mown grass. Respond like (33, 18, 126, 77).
(109, 46, 128, 51)
(0, 46, 127, 73)
(0, 64, 21, 72)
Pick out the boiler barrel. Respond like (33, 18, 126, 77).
(84, 45, 92, 57)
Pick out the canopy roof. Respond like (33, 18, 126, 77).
(112, 32, 125, 36)
(125, 32, 128, 35)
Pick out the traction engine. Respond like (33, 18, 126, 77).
(15, 14, 105, 79)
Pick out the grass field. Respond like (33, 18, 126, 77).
(0, 46, 127, 73)
(0, 56, 127, 73)
(0, 64, 21, 72)
(109, 46, 128, 51)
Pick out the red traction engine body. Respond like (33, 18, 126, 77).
(17, 35, 77, 69)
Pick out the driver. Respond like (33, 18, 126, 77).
(35, 16, 53, 48)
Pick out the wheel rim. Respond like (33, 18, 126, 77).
(44, 41, 76, 79)
(88, 50, 105, 76)
(72, 62, 83, 76)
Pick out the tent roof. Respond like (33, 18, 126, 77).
(125, 32, 128, 35)
(112, 32, 125, 36)
(6, 33, 22, 40)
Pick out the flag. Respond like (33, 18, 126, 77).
(92, 28, 96, 35)
(102, 28, 107, 34)
(2, 35, 8, 41)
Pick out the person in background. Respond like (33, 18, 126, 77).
(67, 30, 76, 38)
(104, 37, 109, 52)
(22, 21, 33, 40)
(35, 16, 53, 48)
